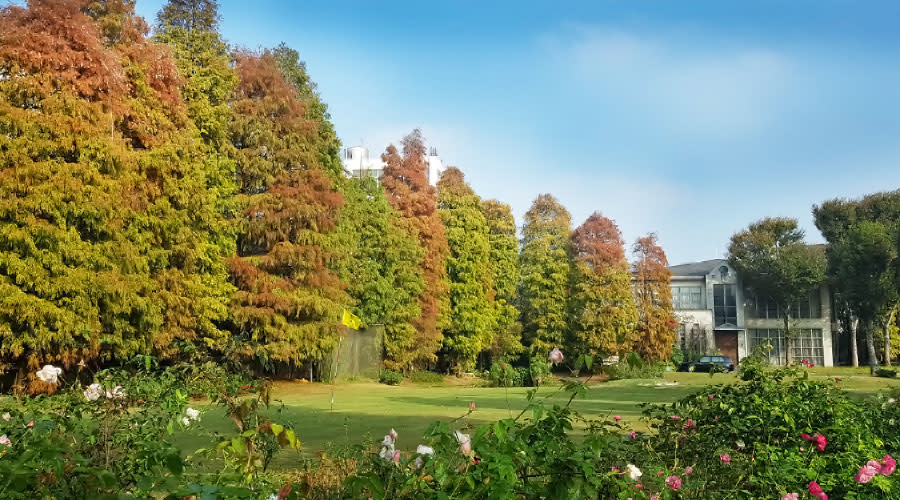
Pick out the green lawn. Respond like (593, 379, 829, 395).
(176, 367, 900, 463)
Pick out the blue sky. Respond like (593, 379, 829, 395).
(135, 0, 900, 265)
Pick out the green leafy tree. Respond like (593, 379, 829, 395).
(227, 50, 347, 370)
(631, 234, 677, 361)
(814, 192, 900, 368)
(437, 168, 494, 371)
(517, 194, 572, 356)
(728, 218, 826, 365)
(339, 177, 425, 370)
(570, 213, 637, 361)
(380, 130, 449, 369)
(481, 200, 523, 361)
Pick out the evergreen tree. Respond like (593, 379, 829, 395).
(631, 234, 677, 361)
(380, 130, 449, 369)
(481, 200, 523, 361)
(227, 50, 346, 369)
(437, 168, 494, 371)
(518, 194, 572, 356)
(339, 177, 425, 368)
(570, 213, 638, 360)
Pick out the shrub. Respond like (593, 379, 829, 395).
(487, 361, 523, 387)
(876, 368, 898, 378)
(605, 352, 665, 380)
(378, 369, 403, 386)
(407, 371, 445, 384)
(526, 357, 552, 387)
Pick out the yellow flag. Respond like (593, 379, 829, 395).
(341, 309, 363, 330)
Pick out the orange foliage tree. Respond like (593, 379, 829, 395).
(227, 51, 346, 370)
(631, 234, 677, 361)
(381, 130, 449, 369)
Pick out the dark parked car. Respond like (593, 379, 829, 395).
(678, 355, 735, 373)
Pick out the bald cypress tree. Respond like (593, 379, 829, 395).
(518, 194, 573, 356)
(570, 213, 637, 360)
(227, 50, 347, 369)
(381, 130, 449, 369)
(632, 234, 677, 361)
(481, 200, 523, 361)
(437, 167, 494, 371)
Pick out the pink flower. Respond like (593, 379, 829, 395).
(881, 454, 897, 476)
(855, 464, 878, 483)
(809, 481, 828, 500)
(470, 401, 476, 411)
(0, 434, 10, 446)
(614, 415, 622, 421)
(781, 494, 799, 500)
(636, 484, 642, 490)
(392, 450, 402, 463)
(548, 348, 564, 364)
(683, 466, 693, 475)
(628, 431, 637, 439)
(682, 418, 696, 430)
(26, 421, 33, 428)
(650, 496, 659, 500)
(671, 415, 681, 421)
(814, 434, 827, 452)
(389, 428, 398, 441)
(800, 433, 811, 441)
(665, 475, 682, 490)
(708, 394, 715, 399)
(720, 453, 731, 465)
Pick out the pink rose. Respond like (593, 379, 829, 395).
(470, 401, 476, 411)
(683, 466, 693, 475)
(781, 494, 799, 500)
(809, 481, 828, 500)
(548, 348, 564, 364)
(389, 428, 398, 441)
(614, 416, 622, 421)
(814, 434, 827, 452)
(720, 453, 731, 465)
(708, 394, 714, 399)
(881, 454, 897, 476)
(671, 415, 681, 421)
(628, 431, 637, 439)
(392, 450, 402, 463)
(855, 464, 878, 483)
(665, 475, 682, 490)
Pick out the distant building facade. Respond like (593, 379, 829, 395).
(342, 145, 446, 186)
(668, 259, 833, 366)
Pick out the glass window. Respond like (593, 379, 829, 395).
(749, 328, 824, 366)
(672, 286, 703, 309)
(749, 290, 823, 319)
(714, 284, 737, 326)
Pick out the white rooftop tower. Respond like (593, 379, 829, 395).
(341, 143, 444, 186)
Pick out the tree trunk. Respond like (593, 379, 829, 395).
(783, 315, 792, 365)
(849, 316, 859, 368)
(883, 305, 897, 367)
(866, 320, 879, 373)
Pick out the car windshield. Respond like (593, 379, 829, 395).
(699, 356, 712, 362)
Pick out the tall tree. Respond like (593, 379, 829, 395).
(631, 234, 677, 361)
(728, 218, 826, 365)
(814, 192, 900, 368)
(437, 168, 494, 371)
(570, 213, 638, 360)
(481, 200, 523, 361)
(227, 50, 346, 370)
(338, 176, 425, 369)
(518, 194, 572, 356)
(381, 130, 449, 369)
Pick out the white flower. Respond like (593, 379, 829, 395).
(35, 365, 62, 384)
(105, 385, 126, 400)
(389, 428, 398, 441)
(267, 495, 278, 500)
(185, 407, 200, 421)
(548, 348, 564, 365)
(181, 417, 191, 426)
(379, 444, 395, 462)
(455, 431, 472, 454)
(414, 456, 424, 468)
(1, 412, 9, 422)
(416, 444, 434, 456)
(0, 434, 10, 446)
(83, 383, 103, 402)
(626, 463, 642, 481)
(381, 434, 394, 447)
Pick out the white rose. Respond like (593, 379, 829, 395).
(185, 407, 200, 421)
(0, 434, 10, 446)
(105, 385, 126, 400)
(181, 417, 191, 426)
(83, 383, 103, 402)
(626, 463, 642, 481)
(1, 412, 10, 422)
(35, 365, 62, 384)
(416, 444, 434, 456)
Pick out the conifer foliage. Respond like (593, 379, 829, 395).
(631, 234, 677, 361)
(227, 51, 346, 368)
(381, 130, 450, 369)
(437, 168, 494, 371)
(570, 213, 638, 359)
(518, 194, 573, 356)
(481, 200, 523, 361)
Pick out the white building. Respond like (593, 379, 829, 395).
(669, 258, 833, 367)
(342, 145, 445, 186)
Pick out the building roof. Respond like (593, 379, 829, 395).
(668, 258, 727, 277)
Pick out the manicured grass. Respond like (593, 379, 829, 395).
(176, 367, 900, 462)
